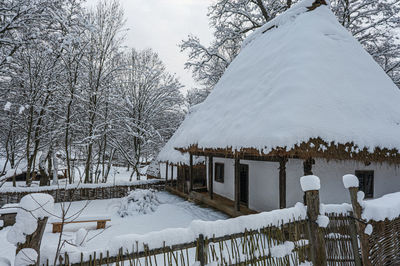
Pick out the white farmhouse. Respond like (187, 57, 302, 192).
(157, 0, 400, 215)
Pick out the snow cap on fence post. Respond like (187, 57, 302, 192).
(342, 174, 359, 189)
(300, 175, 321, 192)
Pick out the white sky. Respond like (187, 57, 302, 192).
(86, 0, 214, 92)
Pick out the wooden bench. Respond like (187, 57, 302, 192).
(51, 216, 111, 233)
(0, 203, 19, 227)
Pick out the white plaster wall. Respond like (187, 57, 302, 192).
(206, 157, 400, 212)
(286, 159, 400, 206)
(159, 163, 177, 179)
(241, 160, 280, 212)
(212, 158, 235, 200)
(286, 159, 305, 208)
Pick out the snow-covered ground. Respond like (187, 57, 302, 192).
(0, 191, 227, 265)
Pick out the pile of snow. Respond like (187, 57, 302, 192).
(118, 189, 160, 217)
(362, 192, 400, 221)
(364, 224, 373, 236)
(269, 241, 295, 258)
(75, 228, 88, 247)
(161, 0, 400, 156)
(342, 174, 359, 189)
(14, 248, 37, 266)
(321, 203, 352, 215)
(146, 160, 160, 178)
(317, 215, 330, 228)
(3, 102, 11, 111)
(300, 175, 320, 192)
(7, 193, 54, 245)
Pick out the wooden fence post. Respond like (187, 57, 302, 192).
(197, 234, 207, 266)
(348, 211, 363, 266)
(16, 217, 48, 266)
(348, 186, 372, 266)
(301, 175, 327, 266)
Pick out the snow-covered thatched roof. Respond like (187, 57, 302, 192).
(161, 0, 400, 163)
(157, 104, 206, 165)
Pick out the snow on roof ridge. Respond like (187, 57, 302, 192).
(242, 0, 328, 49)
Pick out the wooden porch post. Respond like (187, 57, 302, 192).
(165, 161, 169, 182)
(208, 156, 213, 199)
(171, 163, 174, 184)
(234, 157, 240, 212)
(303, 157, 313, 175)
(303, 157, 313, 204)
(279, 158, 287, 209)
(189, 153, 193, 192)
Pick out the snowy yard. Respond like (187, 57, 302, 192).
(0, 191, 227, 265)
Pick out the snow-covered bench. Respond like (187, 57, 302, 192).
(50, 215, 111, 233)
(0, 203, 19, 227)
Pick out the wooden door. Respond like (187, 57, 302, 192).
(239, 164, 249, 206)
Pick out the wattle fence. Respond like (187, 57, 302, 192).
(42, 182, 368, 266)
(0, 180, 166, 206)
(3, 176, 400, 265)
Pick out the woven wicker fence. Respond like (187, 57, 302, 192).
(367, 218, 400, 265)
(0, 180, 166, 206)
(42, 188, 364, 266)
(50, 220, 311, 266)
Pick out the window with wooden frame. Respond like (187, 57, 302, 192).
(214, 163, 224, 183)
(355, 170, 374, 198)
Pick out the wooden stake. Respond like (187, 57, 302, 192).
(348, 187, 372, 266)
(197, 234, 207, 266)
(305, 189, 327, 266)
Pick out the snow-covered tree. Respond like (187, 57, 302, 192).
(181, 0, 400, 89)
(113, 48, 184, 180)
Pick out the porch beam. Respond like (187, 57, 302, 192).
(234, 158, 240, 211)
(279, 158, 287, 209)
(208, 156, 214, 199)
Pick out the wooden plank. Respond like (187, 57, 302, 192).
(52, 219, 111, 225)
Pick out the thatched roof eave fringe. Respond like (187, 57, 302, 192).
(175, 137, 400, 164)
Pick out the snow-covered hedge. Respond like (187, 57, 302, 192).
(118, 189, 160, 217)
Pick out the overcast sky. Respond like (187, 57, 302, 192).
(87, 0, 214, 93)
